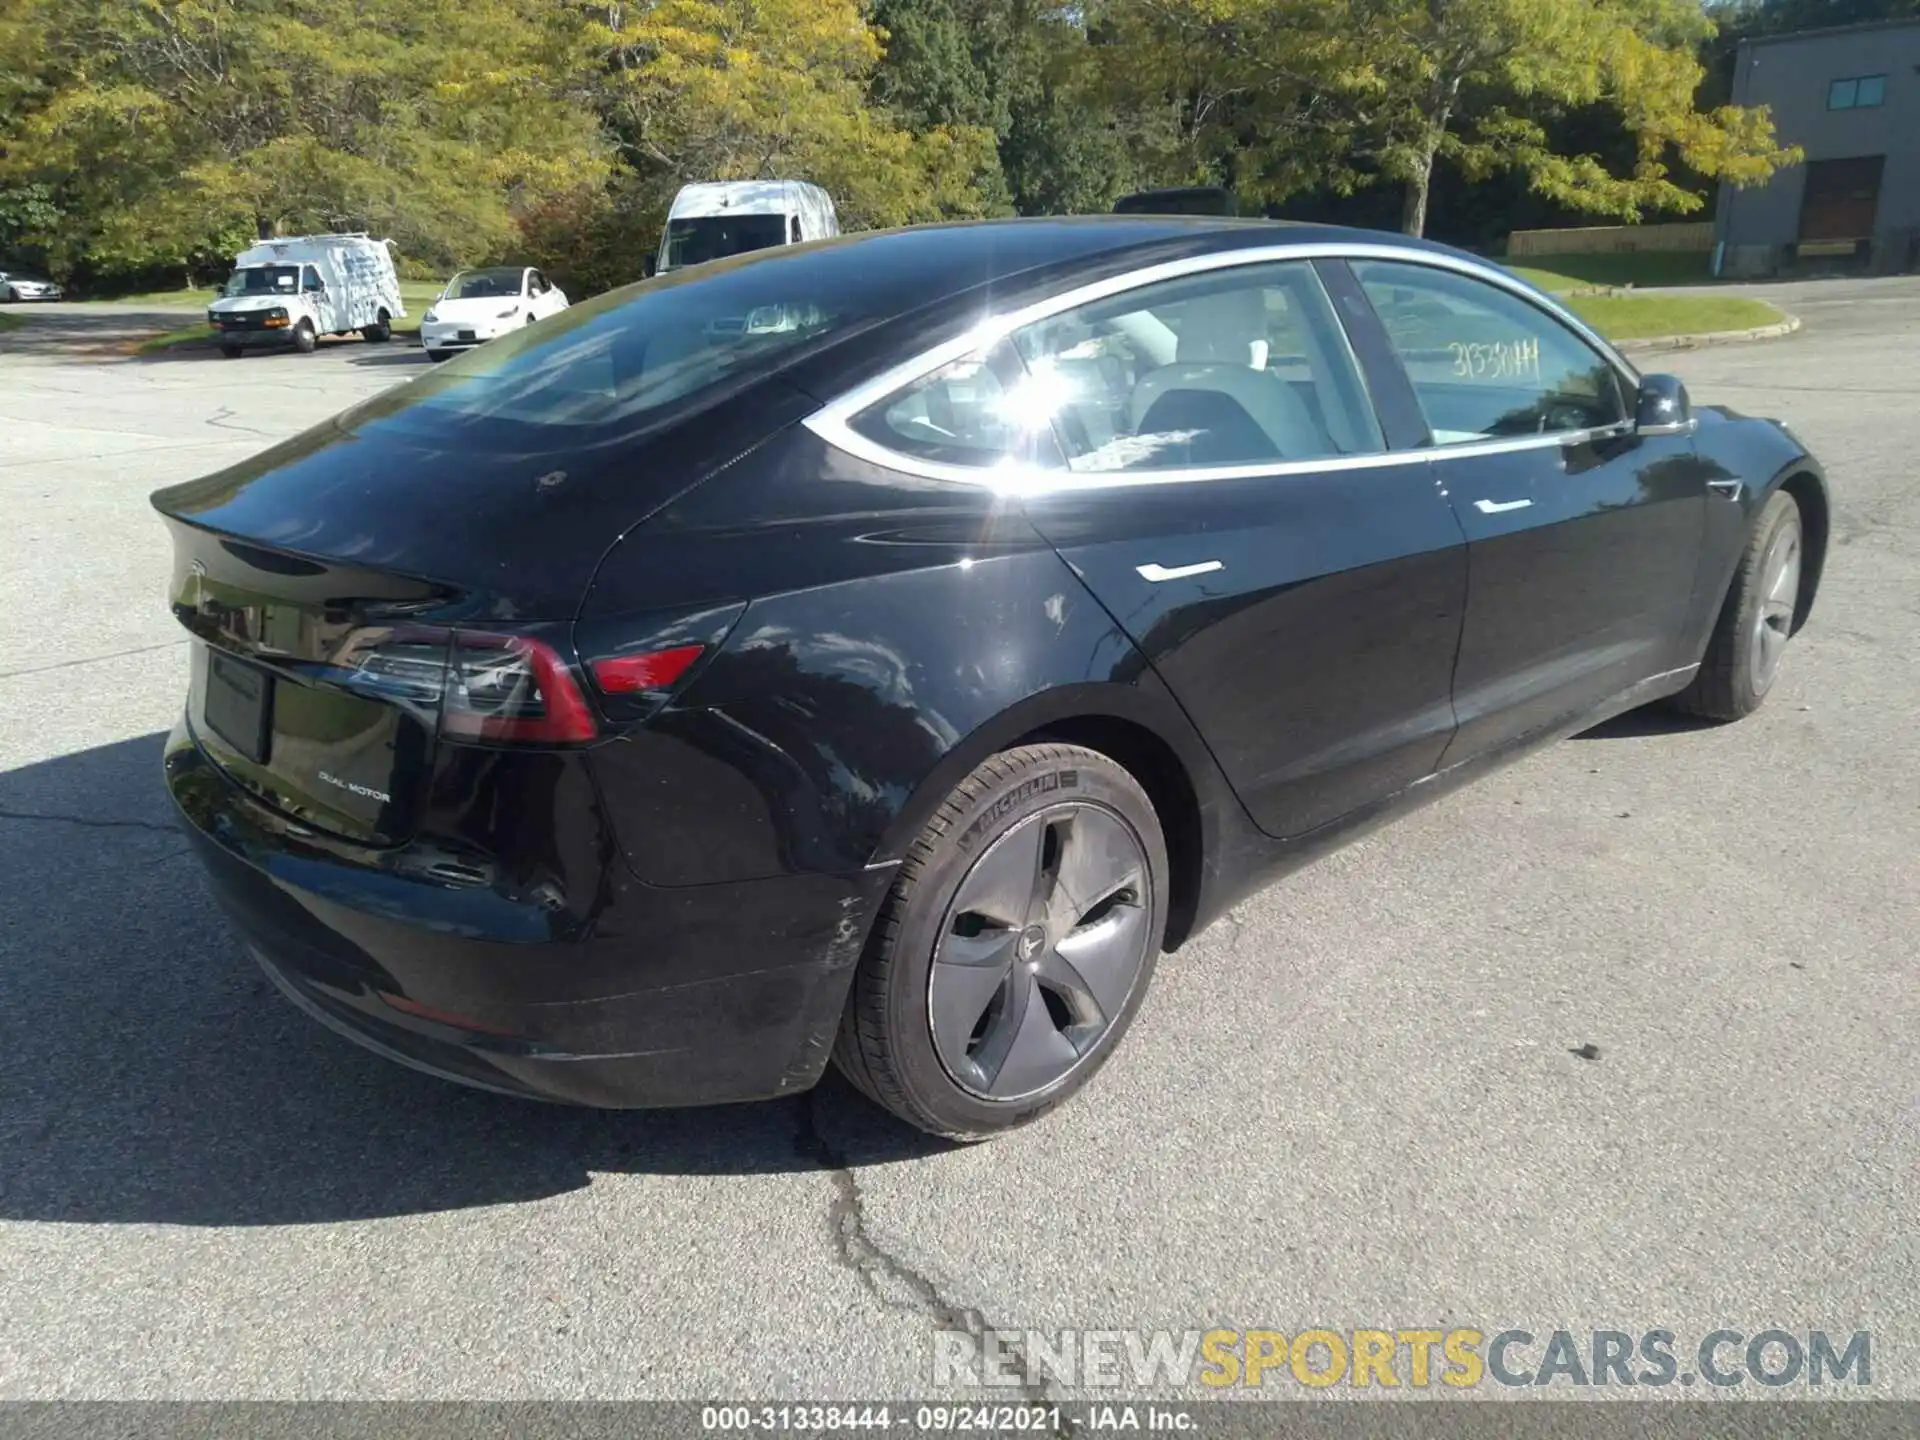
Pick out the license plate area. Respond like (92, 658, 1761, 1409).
(458, 330, 476, 342)
(205, 651, 273, 763)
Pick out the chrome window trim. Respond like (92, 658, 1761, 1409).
(800, 241, 1645, 493)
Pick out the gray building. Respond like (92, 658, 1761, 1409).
(1714, 16, 1920, 277)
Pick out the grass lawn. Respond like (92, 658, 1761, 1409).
(73, 286, 213, 309)
(1496, 250, 1783, 342)
(0, 311, 22, 334)
(87, 275, 441, 319)
(1561, 293, 1784, 342)
(135, 322, 222, 355)
(1507, 250, 1714, 293)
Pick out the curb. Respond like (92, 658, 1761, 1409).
(127, 331, 424, 358)
(1615, 312, 1800, 354)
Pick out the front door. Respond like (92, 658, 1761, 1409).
(1345, 258, 1707, 762)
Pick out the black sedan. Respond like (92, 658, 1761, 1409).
(154, 219, 1827, 1139)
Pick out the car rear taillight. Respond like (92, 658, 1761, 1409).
(590, 644, 705, 697)
(337, 626, 596, 746)
(441, 632, 597, 745)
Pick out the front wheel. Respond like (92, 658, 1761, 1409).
(1674, 489, 1804, 720)
(425, 349, 450, 362)
(291, 319, 317, 354)
(362, 311, 392, 342)
(219, 343, 244, 359)
(833, 744, 1167, 1140)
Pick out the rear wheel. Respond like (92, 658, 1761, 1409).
(362, 310, 392, 342)
(2, 286, 17, 304)
(1674, 489, 1804, 720)
(219, 343, 244, 359)
(833, 744, 1166, 1140)
(291, 319, 317, 354)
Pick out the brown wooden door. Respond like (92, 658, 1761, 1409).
(1800, 156, 1884, 241)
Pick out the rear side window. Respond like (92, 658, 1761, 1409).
(847, 343, 1062, 468)
(1352, 260, 1627, 444)
(1010, 260, 1381, 471)
(844, 259, 1383, 475)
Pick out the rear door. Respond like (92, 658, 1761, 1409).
(1342, 258, 1707, 761)
(827, 255, 1468, 840)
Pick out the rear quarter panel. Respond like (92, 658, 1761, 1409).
(580, 427, 1242, 893)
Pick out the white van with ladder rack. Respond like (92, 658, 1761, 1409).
(207, 233, 406, 357)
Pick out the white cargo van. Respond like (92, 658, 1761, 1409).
(654, 181, 838, 275)
(207, 233, 406, 357)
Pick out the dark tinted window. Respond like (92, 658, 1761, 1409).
(665, 215, 789, 269)
(1353, 260, 1626, 444)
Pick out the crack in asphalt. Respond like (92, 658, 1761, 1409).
(0, 807, 180, 836)
(794, 1091, 1075, 1430)
(0, 637, 186, 679)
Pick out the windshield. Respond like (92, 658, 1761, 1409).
(445, 268, 525, 300)
(223, 266, 301, 297)
(663, 215, 790, 271)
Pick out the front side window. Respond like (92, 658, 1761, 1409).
(1828, 74, 1886, 110)
(301, 266, 323, 293)
(1352, 260, 1627, 445)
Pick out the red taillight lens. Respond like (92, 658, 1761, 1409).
(589, 643, 705, 696)
(440, 632, 597, 745)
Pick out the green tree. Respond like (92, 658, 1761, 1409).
(559, 0, 999, 235)
(868, 0, 1158, 215)
(0, 0, 606, 280)
(1101, 0, 1799, 236)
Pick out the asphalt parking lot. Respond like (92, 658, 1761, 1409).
(1, 282, 1916, 1402)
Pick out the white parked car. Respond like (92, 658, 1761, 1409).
(420, 267, 568, 360)
(1, 269, 64, 302)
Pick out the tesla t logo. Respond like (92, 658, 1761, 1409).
(1017, 925, 1047, 963)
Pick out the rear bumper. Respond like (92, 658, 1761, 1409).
(164, 719, 895, 1108)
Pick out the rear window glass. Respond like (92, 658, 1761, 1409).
(346, 248, 915, 442)
(332, 225, 1187, 450)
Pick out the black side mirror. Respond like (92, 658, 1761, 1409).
(1635, 373, 1693, 436)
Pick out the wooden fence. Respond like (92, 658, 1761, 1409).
(1506, 223, 1715, 257)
